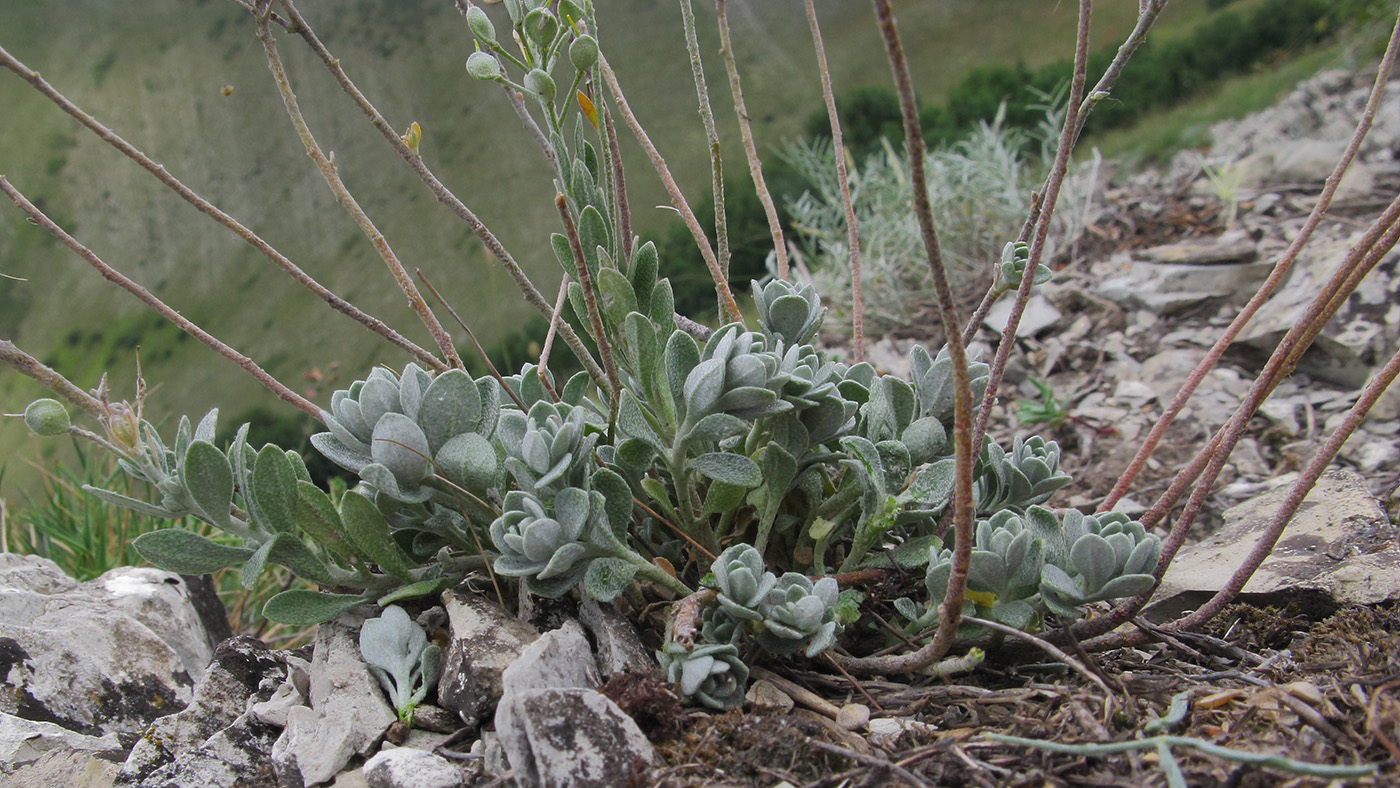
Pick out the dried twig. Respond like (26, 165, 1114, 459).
(414, 270, 529, 412)
(0, 44, 446, 372)
(0, 340, 105, 420)
(1100, 11, 1400, 511)
(869, 0, 976, 671)
(254, 5, 465, 371)
(804, 0, 865, 362)
(0, 176, 318, 419)
(715, 0, 788, 280)
(554, 194, 623, 411)
(271, 0, 606, 385)
(678, 0, 730, 289)
(597, 52, 743, 324)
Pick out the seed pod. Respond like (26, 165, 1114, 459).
(466, 5, 496, 43)
(569, 34, 598, 71)
(23, 398, 70, 437)
(465, 51, 503, 81)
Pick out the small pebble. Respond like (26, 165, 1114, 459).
(836, 703, 870, 731)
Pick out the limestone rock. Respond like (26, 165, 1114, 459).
(362, 747, 465, 788)
(501, 688, 653, 788)
(119, 636, 305, 788)
(495, 622, 605, 786)
(0, 556, 217, 739)
(271, 614, 396, 787)
(1150, 470, 1400, 619)
(578, 598, 652, 679)
(0, 712, 122, 772)
(436, 590, 540, 727)
(983, 293, 1063, 338)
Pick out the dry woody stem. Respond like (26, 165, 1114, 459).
(0, 175, 319, 419)
(805, 0, 866, 363)
(0, 44, 446, 372)
(869, 0, 975, 670)
(597, 52, 743, 324)
(254, 7, 465, 372)
(269, 0, 606, 386)
(715, 0, 788, 280)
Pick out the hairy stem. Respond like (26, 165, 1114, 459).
(715, 0, 788, 280)
(597, 53, 743, 324)
(555, 194, 623, 412)
(0, 340, 105, 420)
(870, 0, 974, 669)
(254, 7, 465, 371)
(270, 0, 606, 385)
(804, 0, 865, 362)
(973, 0, 1092, 454)
(1099, 12, 1400, 511)
(678, 0, 730, 297)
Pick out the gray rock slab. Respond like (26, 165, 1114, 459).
(3, 748, 121, 788)
(272, 615, 396, 787)
(362, 747, 466, 788)
(500, 688, 653, 788)
(0, 712, 122, 770)
(578, 598, 653, 678)
(1234, 228, 1399, 388)
(119, 636, 304, 788)
(1150, 469, 1400, 620)
(436, 589, 540, 727)
(0, 558, 220, 740)
(1132, 230, 1258, 265)
(1098, 257, 1274, 314)
(982, 293, 1063, 337)
(496, 622, 604, 786)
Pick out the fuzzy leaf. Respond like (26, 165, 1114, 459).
(417, 370, 481, 454)
(702, 481, 748, 516)
(133, 529, 253, 574)
(252, 444, 298, 534)
(596, 267, 637, 327)
(436, 432, 499, 493)
(82, 486, 180, 519)
(1070, 533, 1117, 594)
(340, 491, 416, 582)
(685, 412, 749, 445)
(584, 557, 637, 602)
(310, 432, 371, 475)
(294, 481, 361, 563)
(378, 577, 452, 607)
(262, 589, 372, 626)
(691, 452, 762, 488)
(371, 413, 431, 485)
(181, 441, 234, 527)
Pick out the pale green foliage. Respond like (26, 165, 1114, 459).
(658, 641, 748, 711)
(359, 605, 443, 723)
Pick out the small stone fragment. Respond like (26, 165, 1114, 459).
(363, 747, 464, 788)
(836, 703, 870, 731)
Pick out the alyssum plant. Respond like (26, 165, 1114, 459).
(6, 0, 1397, 720)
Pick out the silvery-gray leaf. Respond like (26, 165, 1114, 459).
(371, 413, 431, 485)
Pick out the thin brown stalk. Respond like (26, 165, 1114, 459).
(1071, 1, 1168, 145)
(0, 44, 446, 372)
(1073, 198, 1400, 645)
(271, 0, 606, 385)
(678, 0, 730, 291)
(597, 53, 743, 324)
(961, 615, 1114, 707)
(0, 340, 105, 420)
(598, 79, 634, 262)
(554, 195, 623, 410)
(870, 0, 973, 669)
(0, 176, 318, 419)
(414, 270, 529, 412)
(1100, 15, 1400, 511)
(972, 0, 1092, 454)
(537, 278, 570, 396)
(715, 0, 788, 280)
(254, 9, 465, 372)
(804, 0, 865, 362)
(1090, 342, 1400, 651)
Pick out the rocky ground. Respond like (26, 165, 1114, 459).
(3, 68, 1400, 788)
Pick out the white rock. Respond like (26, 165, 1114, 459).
(363, 747, 464, 788)
(578, 598, 652, 679)
(0, 712, 122, 769)
(744, 679, 794, 713)
(1353, 440, 1400, 474)
(1112, 380, 1158, 405)
(0, 557, 216, 738)
(837, 703, 870, 731)
(983, 293, 1063, 338)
